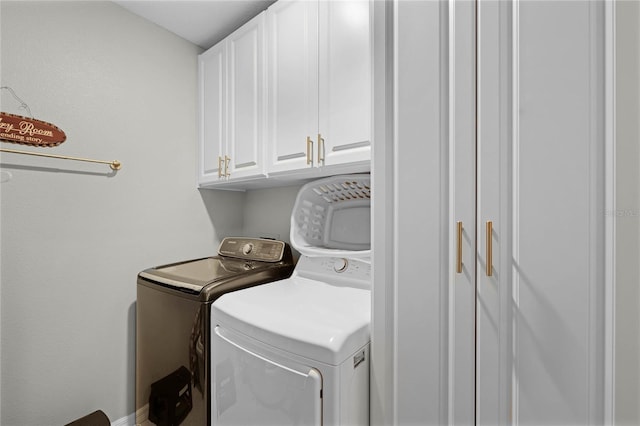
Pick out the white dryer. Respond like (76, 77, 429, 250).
(211, 174, 371, 426)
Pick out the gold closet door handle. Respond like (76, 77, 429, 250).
(456, 221, 463, 274)
(306, 136, 314, 165)
(486, 221, 493, 276)
(224, 155, 231, 177)
(318, 134, 325, 164)
(218, 156, 223, 178)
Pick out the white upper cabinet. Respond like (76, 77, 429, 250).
(226, 13, 266, 180)
(265, 0, 319, 174)
(266, 0, 371, 175)
(198, 0, 371, 188)
(198, 12, 266, 186)
(198, 42, 225, 185)
(318, 0, 371, 167)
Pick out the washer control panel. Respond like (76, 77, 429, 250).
(218, 237, 286, 262)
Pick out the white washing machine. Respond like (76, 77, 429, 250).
(211, 174, 371, 426)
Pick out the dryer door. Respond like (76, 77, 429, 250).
(213, 326, 323, 425)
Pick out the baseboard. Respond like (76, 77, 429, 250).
(111, 412, 135, 426)
(135, 404, 150, 425)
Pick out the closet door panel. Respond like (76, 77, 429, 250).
(513, 2, 604, 423)
(476, 1, 510, 424)
(477, 1, 605, 424)
(449, 0, 476, 424)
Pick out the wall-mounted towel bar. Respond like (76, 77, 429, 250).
(0, 147, 121, 170)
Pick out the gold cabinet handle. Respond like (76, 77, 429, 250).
(218, 156, 223, 178)
(486, 221, 493, 276)
(306, 136, 314, 166)
(456, 221, 463, 273)
(224, 155, 231, 177)
(318, 133, 325, 165)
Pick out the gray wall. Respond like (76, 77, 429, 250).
(0, 3, 302, 424)
(616, 1, 640, 424)
(242, 185, 302, 245)
(0, 1, 247, 424)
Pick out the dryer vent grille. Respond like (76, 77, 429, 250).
(310, 180, 371, 204)
(291, 174, 371, 258)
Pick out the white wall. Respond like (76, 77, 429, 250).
(615, 1, 640, 424)
(0, 2, 247, 424)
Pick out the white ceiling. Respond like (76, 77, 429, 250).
(114, 0, 276, 49)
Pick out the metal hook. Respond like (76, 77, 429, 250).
(1, 86, 33, 118)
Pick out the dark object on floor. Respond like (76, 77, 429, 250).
(64, 409, 110, 426)
(148, 365, 193, 426)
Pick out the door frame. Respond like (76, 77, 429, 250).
(604, 1, 616, 424)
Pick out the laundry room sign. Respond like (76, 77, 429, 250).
(0, 112, 67, 147)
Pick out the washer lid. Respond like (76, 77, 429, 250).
(139, 257, 257, 293)
(212, 276, 370, 365)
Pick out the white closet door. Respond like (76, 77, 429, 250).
(213, 327, 322, 426)
(198, 42, 225, 184)
(476, 1, 605, 424)
(227, 12, 265, 180)
(266, 0, 319, 174)
(449, 0, 476, 424)
(318, 0, 371, 167)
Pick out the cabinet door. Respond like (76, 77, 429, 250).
(318, 0, 371, 167)
(266, 0, 319, 174)
(227, 12, 266, 180)
(198, 42, 226, 184)
(476, 1, 605, 424)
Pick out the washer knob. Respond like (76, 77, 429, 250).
(333, 258, 348, 273)
(242, 243, 254, 255)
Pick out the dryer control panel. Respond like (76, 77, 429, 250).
(218, 237, 286, 262)
(295, 256, 371, 289)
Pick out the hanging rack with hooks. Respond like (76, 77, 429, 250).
(0, 86, 122, 171)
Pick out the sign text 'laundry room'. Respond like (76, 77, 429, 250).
(0, 112, 66, 147)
